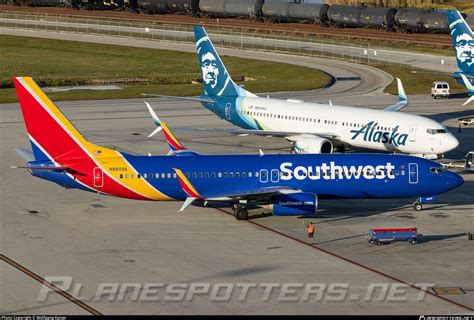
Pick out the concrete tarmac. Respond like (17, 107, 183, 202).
(1, 93, 473, 315)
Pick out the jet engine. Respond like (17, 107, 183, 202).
(265, 193, 318, 216)
(291, 137, 333, 154)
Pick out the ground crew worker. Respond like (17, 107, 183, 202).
(303, 220, 315, 244)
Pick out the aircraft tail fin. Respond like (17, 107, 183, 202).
(13, 77, 98, 163)
(447, 10, 474, 74)
(193, 26, 256, 98)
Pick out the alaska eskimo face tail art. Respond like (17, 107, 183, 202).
(447, 10, 474, 77)
(194, 26, 256, 98)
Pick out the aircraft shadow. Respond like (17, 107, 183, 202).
(417, 232, 467, 243)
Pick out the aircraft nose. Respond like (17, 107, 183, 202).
(449, 135, 460, 150)
(446, 171, 464, 190)
(440, 134, 459, 153)
(452, 172, 464, 188)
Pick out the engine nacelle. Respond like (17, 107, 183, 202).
(270, 193, 318, 216)
(293, 137, 333, 154)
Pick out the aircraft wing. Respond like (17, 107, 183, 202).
(460, 74, 474, 106)
(202, 185, 300, 201)
(173, 168, 299, 211)
(142, 94, 215, 104)
(175, 127, 340, 141)
(384, 78, 409, 112)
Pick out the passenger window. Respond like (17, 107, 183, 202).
(248, 172, 252, 178)
(120, 174, 123, 179)
(173, 173, 177, 178)
(161, 173, 165, 179)
(235, 172, 240, 178)
(143, 174, 147, 179)
(218, 172, 222, 178)
(198, 173, 203, 179)
(211, 173, 216, 178)
(205, 173, 210, 178)
(131, 174, 135, 179)
(229, 172, 234, 178)
(255, 172, 259, 177)
(224, 172, 228, 178)
(242, 172, 246, 178)
(167, 173, 171, 179)
(155, 173, 159, 178)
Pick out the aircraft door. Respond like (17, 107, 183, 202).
(409, 124, 417, 142)
(271, 169, 280, 183)
(408, 163, 418, 184)
(259, 169, 268, 183)
(93, 167, 104, 188)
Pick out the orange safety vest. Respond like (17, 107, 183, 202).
(308, 224, 314, 233)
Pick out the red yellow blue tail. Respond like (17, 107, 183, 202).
(14, 77, 171, 201)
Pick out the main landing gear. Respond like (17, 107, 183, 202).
(232, 204, 249, 221)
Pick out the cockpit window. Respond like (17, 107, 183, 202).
(430, 167, 446, 174)
(427, 129, 447, 135)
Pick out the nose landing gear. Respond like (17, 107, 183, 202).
(413, 202, 423, 211)
(232, 204, 249, 220)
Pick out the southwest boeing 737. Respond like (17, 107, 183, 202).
(12, 77, 463, 220)
(147, 26, 459, 158)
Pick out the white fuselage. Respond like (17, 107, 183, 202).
(235, 97, 459, 156)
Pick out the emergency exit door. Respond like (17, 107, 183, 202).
(408, 163, 418, 184)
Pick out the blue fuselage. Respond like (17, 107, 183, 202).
(32, 153, 463, 201)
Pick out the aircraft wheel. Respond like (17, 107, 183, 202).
(376, 241, 382, 246)
(410, 239, 417, 245)
(414, 202, 423, 211)
(235, 208, 248, 221)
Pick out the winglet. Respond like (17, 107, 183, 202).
(145, 103, 186, 151)
(384, 78, 409, 112)
(145, 102, 163, 137)
(397, 78, 407, 103)
(179, 197, 198, 212)
(173, 168, 204, 202)
(460, 74, 474, 106)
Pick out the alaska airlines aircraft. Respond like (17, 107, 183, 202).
(147, 26, 459, 158)
(13, 77, 463, 220)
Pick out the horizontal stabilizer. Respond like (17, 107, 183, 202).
(142, 94, 215, 104)
(460, 74, 474, 106)
(12, 165, 68, 171)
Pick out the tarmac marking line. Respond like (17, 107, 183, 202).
(0, 254, 102, 315)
